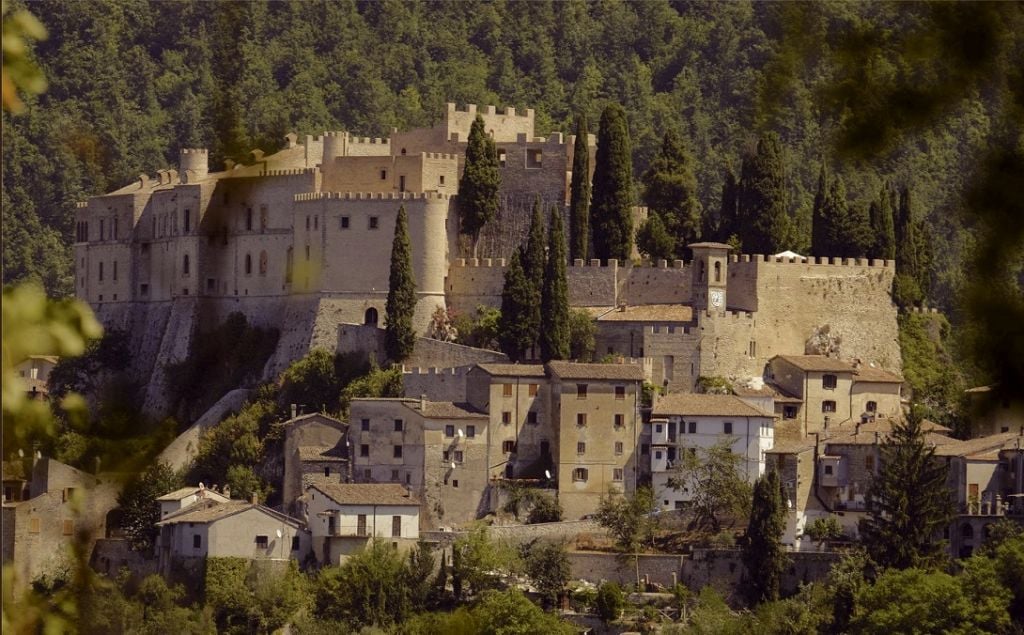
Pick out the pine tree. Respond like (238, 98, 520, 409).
(811, 163, 829, 256)
(738, 133, 790, 254)
(384, 206, 417, 362)
(591, 103, 634, 262)
(858, 413, 955, 570)
(714, 169, 740, 246)
(635, 213, 675, 262)
(459, 114, 501, 254)
(868, 182, 897, 260)
(641, 130, 701, 258)
(742, 469, 787, 604)
(540, 206, 570, 361)
(569, 114, 591, 262)
(498, 250, 536, 362)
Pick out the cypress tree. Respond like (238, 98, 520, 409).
(824, 175, 872, 258)
(384, 206, 417, 363)
(714, 169, 740, 245)
(523, 198, 546, 286)
(738, 133, 790, 254)
(858, 413, 955, 570)
(459, 114, 501, 254)
(742, 469, 787, 604)
(569, 114, 591, 262)
(591, 103, 634, 262)
(894, 186, 929, 305)
(811, 163, 829, 256)
(498, 250, 536, 362)
(540, 206, 570, 361)
(641, 130, 701, 258)
(868, 182, 897, 261)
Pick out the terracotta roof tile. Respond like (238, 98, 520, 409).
(412, 401, 488, 419)
(591, 304, 694, 323)
(774, 355, 855, 373)
(309, 482, 420, 507)
(546, 361, 645, 381)
(653, 393, 773, 418)
(476, 363, 547, 378)
(298, 446, 347, 462)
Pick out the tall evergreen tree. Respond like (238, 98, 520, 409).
(894, 186, 930, 306)
(540, 207, 570, 361)
(385, 206, 417, 362)
(641, 130, 701, 258)
(714, 169, 740, 245)
(498, 250, 536, 362)
(590, 103, 634, 262)
(523, 199, 546, 286)
(635, 213, 675, 261)
(811, 163, 829, 256)
(738, 133, 790, 254)
(858, 413, 955, 570)
(868, 181, 897, 260)
(742, 469, 787, 604)
(823, 175, 872, 258)
(569, 114, 591, 262)
(459, 114, 501, 254)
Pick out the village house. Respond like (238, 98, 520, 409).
(156, 485, 230, 519)
(281, 412, 349, 512)
(965, 385, 1024, 438)
(301, 482, 420, 566)
(15, 355, 58, 399)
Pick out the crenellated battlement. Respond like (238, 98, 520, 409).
(419, 152, 458, 161)
(294, 191, 452, 202)
(261, 168, 318, 177)
(180, 148, 208, 156)
(76, 201, 89, 208)
(644, 324, 694, 336)
(402, 365, 473, 377)
(447, 102, 535, 120)
(906, 306, 941, 314)
(451, 258, 508, 268)
(728, 253, 895, 268)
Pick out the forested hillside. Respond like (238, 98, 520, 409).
(2, 0, 1019, 318)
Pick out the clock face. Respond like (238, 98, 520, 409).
(710, 290, 723, 307)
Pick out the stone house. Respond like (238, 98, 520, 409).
(301, 482, 420, 566)
(764, 439, 821, 547)
(156, 485, 229, 520)
(15, 355, 58, 398)
(2, 460, 29, 503)
(649, 393, 775, 511)
(281, 412, 349, 512)
(965, 385, 1024, 438)
(155, 498, 311, 575)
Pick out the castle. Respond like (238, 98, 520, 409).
(72, 102, 901, 422)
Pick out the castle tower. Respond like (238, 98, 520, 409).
(321, 131, 346, 166)
(689, 242, 732, 312)
(179, 148, 208, 180)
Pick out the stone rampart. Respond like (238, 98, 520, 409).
(403, 365, 475, 403)
(488, 520, 605, 544)
(620, 260, 690, 305)
(568, 552, 685, 587)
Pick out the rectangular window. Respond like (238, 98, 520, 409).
(614, 414, 625, 428)
(256, 535, 269, 548)
(439, 175, 445, 185)
(369, 216, 379, 230)
(503, 383, 513, 397)
(62, 519, 74, 536)
(615, 441, 624, 455)
(360, 444, 369, 457)
(391, 469, 399, 481)
(394, 419, 403, 432)
(724, 422, 733, 434)
(866, 455, 875, 471)
(502, 440, 515, 453)
(577, 413, 587, 427)
(749, 341, 757, 357)
(823, 374, 838, 390)
(363, 468, 371, 480)
(824, 465, 834, 476)
(466, 425, 476, 438)
(615, 386, 626, 400)
(526, 148, 542, 168)
(393, 445, 403, 458)
(866, 400, 877, 413)
(528, 383, 539, 397)
(783, 406, 797, 419)
(193, 534, 201, 548)
(113, 261, 118, 281)
(822, 400, 837, 413)
(361, 418, 370, 431)
(291, 536, 300, 551)
(445, 424, 455, 437)
(357, 515, 367, 536)
(577, 442, 586, 454)
(454, 450, 464, 463)
(502, 411, 511, 425)
(305, 215, 310, 230)
(452, 479, 459, 488)
(527, 411, 538, 424)
(29, 517, 40, 533)
(498, 149, 507, 167)
(324, 467, 331, 477)
(340, 216, 350, 229)
(380, 169, 387, 180)
(399, 175, 406, 192)
(392, 515, 401, 537)
(688, 421, 697, 434)
(573, 468, 588, 482)
(443, 450, 450, 461)
(99, 261, 104, 281)
(613, 468, 624, 482)
(577, 384, 588, 398)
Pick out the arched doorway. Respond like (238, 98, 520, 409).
(364, 307, 379, 326)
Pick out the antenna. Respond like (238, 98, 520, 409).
(544, 470, 551, 479)
(457, 429, 464, 438)
(450, 462, 456, 470)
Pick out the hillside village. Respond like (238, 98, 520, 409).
(4, 97, 1023, 633)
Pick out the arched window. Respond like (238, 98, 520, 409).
(245, 253, 252, 275)
(364, 307, 378, 326)
(714, 261, 721, 282)
(961, 523, 975, 539)
(259, 205, 267, 232)
(99, 261, 104, 281)
(698, 260, 705, 282)
(184, 209, 191, 233)
(183, 254, 190, 276)
(246, 208, 253, 231)
(258, 251, 267, 276)
(400, 148, 407, 155)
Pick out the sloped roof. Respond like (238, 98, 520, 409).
(309, 482, 420, 507)
(688, 242, 734, 250)
(773, 355, 855, 373)
(653, 393, 773, 418)
(157, 499, 303, 527)
(411, 401, 488, 420)
(156, 486, 229, 502)
(546, 361, 645, 381)
(764, 439, 815, 455)
(590, 304, 694, 323)
(298, 446, 348, 462)
(285, 412, 347, 428)
(852, 367, 903, 384)
(475, 363, 547, 378)
(933, 432, 1024, 457)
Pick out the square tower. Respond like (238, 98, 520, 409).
(689, 242, 732, 312)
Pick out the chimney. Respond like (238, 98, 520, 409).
(618, 302, 627, 312)
(420, 394, 427, 411)
(250, 493, 258, 505)
(223, 485, 231, 499)
(291, 403, 297, 420)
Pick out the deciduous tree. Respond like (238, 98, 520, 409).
(669, 440, 753, 532)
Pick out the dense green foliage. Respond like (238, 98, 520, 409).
(595, 485, 658, 555)
(591, 103, 634, 261)
(459, 114, 501, 248)
(898, 311, 967, 433)
(867, 182, 897, 261)
(568, 114, 591, 262)
(595, 581, 625, 624)
(451, 525, 517, 601)
(313, 540, 414, 629)
(742, 469, 787, 604)
(205, 558, 307, 634)
(451, 304, 501, 351)
(736, 132, 796, 254)
(668, 440, 752, 532)
(567, 308, 597, 362)
(893, 187, 935, 308)
(116, 461, 181, 552)
(523, 540, 570, 606)
(642, 130, 701, 258)
(522, 199, 546, 287)
(539, 206, 570, 361)
(497, 250, 535, 362)
(859, 414, 955, 570)
(385, 205, 417, 363)
(636, 212, 675, 262)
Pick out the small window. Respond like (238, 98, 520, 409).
(360, 444, 369, 457)
(823, 374, 838, 390)
(314, 215, 318, 230)
(381, 169, 387, 180)
(866, 401, 877, 413)
(140, 283, 149, 296)
(99, 261, 104, 281)
(527, 411, 538, 425)
(305, 215, 310, 230)
(393, 445, 403, 458)
(655, 450, 663, 460)
(614, 441, 623, 455)
(439, 175, 445, 186)
(291, 536, 300, 551)
(656, 424, 663, 434)
(865, 455, 875, 471)
(688, 421, 697, 434)
(577, 384, 588, 398)
(361, 418, 370, 431)
(364, 307, 378, 326)
(369, 216, 379, 230)
(184, 209, 191, 233)
(613, 468, 624, 482)
(502, 411, 511, 425)
(641, 444, 649, 455)
(824, 464, 834, 476)
(340, 216, 350, 229)
(724, 422, 733, 434)
(527, 148, 542, 168)
(615, 386, 626, 400)
(256, 535, 269, 548)
(783, 406, 797, 419)
(443, 450, 450, 461)
(577, 413, 587, 427)
(452, 479, 459, 488)
(573, 468, 588, 482)
(246, 209, 253, 231)
(324, 467, 332, 477)
(193, 534, 201, 549)
(503, 383, 513, 397)
(363, 468, 371, 480)
(357, 515, 367, 536)
(392, 515, 401, 537)
(394, 419, 403, 432)
(391, 469, 399, 481)
(245, 253, 252, 275)
(577, 442, 586, 454)
(466, 425, 476, 438)
(445, 425, 455, 437)
(259, 251, 267, 276)
(714, 261, 722, 283)
(62, 519, 75, 536)
(454, 450, 464, 463)
(498, 149, 507, 167)
(502, 440, 515, 453)
(399, 175, 406, 192)
(822, 400, 837, 413)
(528, 383, 539, 397)
(614, 414, 625, 428)
(183, 255, 192, 276)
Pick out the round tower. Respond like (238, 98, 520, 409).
(179, 148, 209, 180)
(321, 131, 346, 167)
(407, 195, 452, 332)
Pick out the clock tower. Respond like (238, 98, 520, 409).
(689, 242, 731, 313)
